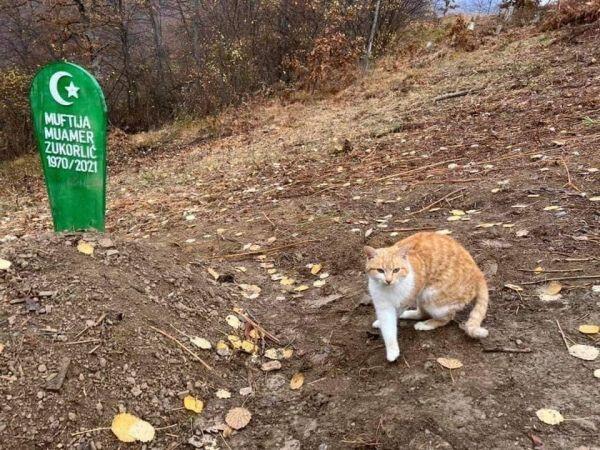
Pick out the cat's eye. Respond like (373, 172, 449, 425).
(377, 269, 385, 274)
(393, 268, 400, 273)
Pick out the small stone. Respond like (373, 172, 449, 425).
(261, 361, 282, 372)
(38, 364, 47, 373)
(36, 391, 45, 400)
(99, 358, 107, 368)
(68, 412, 76, 421)
(131, 386, 142, 397)
(516, 339, 523, 346)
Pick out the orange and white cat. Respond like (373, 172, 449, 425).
(365, 232, 489, 362)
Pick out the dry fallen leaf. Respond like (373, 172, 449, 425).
(216, 389, 232, 399)
(264, 348, 284, 360)
(536, 408, 564, 425)
(183, 395, 204, 413)
(283, 348, 293, 359)
(578, 325, 599, 335)
(313, 279, 326, 288)
(569, 344, 599, 361)
(226, 314, 241, 329)
(190, 337, 212, 350)
(450, 209, 465, 216)
(504, 283, 524, 292)
(225, 407, 251, 430)
(227, 335, 242, 350)
(0, 259, 12, 270)
(216, 340, 231, 356)
(111, 413, 155, 443)
(239, 284, 261, 299)
(241, 340, 257, 354)
(280, 277, 295, 286)
(310, 264, 322, 275)
(446, 216, 461, 222)
(260, 360, 282, 372)
(290, 372, 305, 390)
(590, 196, 600, 202)
(436, 229, 452, 235)
(294, 285, 309, 292)
(538, 293, 562, 302)
(207, 267, 220, 280)
(77, 241, 94, 256)
(543, 205, 561, 211)
(436, 357, 463, 369)
(539, 281, 562, 295)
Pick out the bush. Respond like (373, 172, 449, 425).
(541, 0, 600, 30)
(0, 69, 33, 160)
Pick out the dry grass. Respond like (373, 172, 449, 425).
(542, 0, 600, 30)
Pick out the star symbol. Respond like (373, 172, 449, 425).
(65, 81, 80, 98)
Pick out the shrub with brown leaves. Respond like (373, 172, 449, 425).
(541, 0, 600, 30)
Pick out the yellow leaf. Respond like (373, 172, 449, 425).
(216, 389, 231, 399)
(216, 340, 231, 356)
(0, 259, 11, 270)
(450, 209, 465, 216)
(504, 283, 524, 292)
(225, 407, 251, 430)
(294, 285, 310, 292)
(536, 408, 564, 425)
(578, 325, 599, 334)
(310, 264, 322, 275)
(226, 314, 241, 329)
(290, 372, 304, 390)
(534, 266, 544, 273)
(538, 281, 562, 296)
(228, 335, 242, 349)
(264, 348, 284, 360)
(436, 357, 463, 369)
(569, 344, 599, 361)
(190, 337, 212, 350)
(280, 277, 295, 286)
(111, 413, 155, 443)
(543, 205, 561, 211)
(241, 340, 257, 354)
(77, 241, 94, 256)
(207, 267, 220, 280)
(283, 348, 293, 359)
(183, 395, 204, 413)
(313, 279, 326, 288)
(476, 223, 496, 228)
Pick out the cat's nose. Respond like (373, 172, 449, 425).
(385, 278, 392, 284)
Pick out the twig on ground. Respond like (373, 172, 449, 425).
(408, 188, 465, 216)
(71, 427, 110, 437)
(519, 274, 600, 285)
(74, 312, 107, 339)
(555, 320, 570, 351)
(561, 156, 580, 191)
(517, 268, 583, 273)
(482, 347, 532, 353)
(209, 239, 320, 260)
(434, 89, 477, 102)
(235, 311, 281, 344)
(64, 339, 101, 345)
(375, 159, 459, 182)
(150, 325, 214, 372)
(387, 227, 437, 233)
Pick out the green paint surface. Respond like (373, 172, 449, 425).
(30, 61, 107, 232)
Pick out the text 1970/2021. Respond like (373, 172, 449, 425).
(47, 155, 98, 173)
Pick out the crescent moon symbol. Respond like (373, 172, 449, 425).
(49, 71, 74, 106)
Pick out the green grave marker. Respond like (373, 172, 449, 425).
(30, 61, 107, 232)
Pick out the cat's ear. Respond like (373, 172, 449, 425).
(364, 246, 377, 259)
(397, 246, 410, 259)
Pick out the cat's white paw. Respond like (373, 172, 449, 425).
(399, 309, 423, 320)
(372, 320, 380, 329)
(414, 321, 436, 331)
(386, 346, 400, 362)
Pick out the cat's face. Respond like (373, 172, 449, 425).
(364, 245, 409, 285)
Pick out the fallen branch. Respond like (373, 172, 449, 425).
(408, 188, 465, 216)
(209, 239, 320, 260)
(375, 159, 459, 183)
(518, 274, 600, 285)
(71, 427, 110, 437)
(74, 312, 107, 339)
(517, 268, 583, 274)
(434, 87, 483, 102)
(150, 325, 214, 372)
(483, 347, 532, 353)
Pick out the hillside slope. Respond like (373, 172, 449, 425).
(1, 21, 599, 449)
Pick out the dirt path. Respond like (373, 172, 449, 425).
(1, 23, 599, 450)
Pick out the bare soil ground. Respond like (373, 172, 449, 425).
(1, 22, 599, 450)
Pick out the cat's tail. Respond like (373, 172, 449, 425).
(463, 280, 489, 339)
